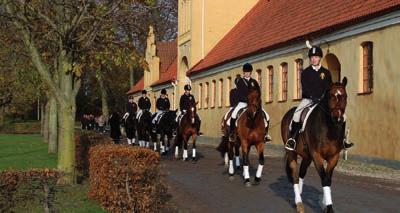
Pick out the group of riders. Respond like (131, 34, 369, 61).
(122, 45, 353, 152)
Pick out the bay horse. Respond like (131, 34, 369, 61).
(137, 110, 152, 148)
(234, 85, 267, 186)
(174, 101, 200, 162)
(216, 109, 241, 171)
(123, 112, 137, 145)
(151, 110, 177, 155)
(281, 77, 348, 213)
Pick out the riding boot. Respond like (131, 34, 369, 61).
(229, 118, 236, 141)
(196, 120, 203, 136)
(285, 122, 301, 151)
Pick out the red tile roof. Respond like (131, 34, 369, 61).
(126, 76, 144, 95)
(157, 40, 177, 73)
(189, 0, 400, 74)
(151, 57, 177, 87)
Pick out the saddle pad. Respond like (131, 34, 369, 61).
(226, 108, 247, 126)
(289, 104, 318, 133)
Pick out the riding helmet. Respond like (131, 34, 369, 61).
(184, 84, 192, 91)
(308, 46, 323, 58)
(161, 89, 167, 95)
(142, 90, 147, 94)
(242, 63, 253, 72)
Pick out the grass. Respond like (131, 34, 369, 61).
(0, 134, 105, 212)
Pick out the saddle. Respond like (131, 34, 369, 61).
(290, 103, 318, 133)
(226, 108, 246, 127)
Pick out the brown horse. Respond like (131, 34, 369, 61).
(216, 109, 241, 170)
(174, 101, 200, 162)
(281, 77, 348, 213)
(235, 85, 267, 186)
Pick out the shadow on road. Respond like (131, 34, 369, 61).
(269, 175, 322, 212)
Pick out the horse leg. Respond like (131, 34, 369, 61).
(241, 142, 251, 186)
(234, 141, 241, 171)
(192, 133, 197, 163)
(174, 134, 181, 159)
(182, 134, 189, 161)
(298, 157, 312, 194)
(286, 151, 304, 213)
(227, 141, 235, 178)
(322, 154, 340, 213)
(254, 142, 265, 184)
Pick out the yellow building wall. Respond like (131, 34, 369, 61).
(191, 24, 400, 161)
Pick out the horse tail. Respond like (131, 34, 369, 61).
(284, 152, 294, 184)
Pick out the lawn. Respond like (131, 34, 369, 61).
(0, 134, 105, 213)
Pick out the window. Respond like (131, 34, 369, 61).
(218, 79, 223, 107)
(204, 82, 209, 108)
(198, 84, 202, 109)
(225, 77, 231, 107)
(280, 63, 288, 101)
(294, 59, 303, 99)
(211, 80, 216, 108)
(360, 41, 373, 93)
(267, 66, 274, 102)
(256, 69, 262, 88)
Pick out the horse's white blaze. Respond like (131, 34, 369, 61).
(323, 186, 332, 206)
(224, 153, 229, 166)
(235, 156, 240, 167)
(192, 148, 196, 158)
(229, 160, 234, 174)
(183, 149, 188, 159)
(256, 165, 263, 178)
(299, 178, 304, 194)
(243, 165, 250, 179)
(294, 184, 302, 204)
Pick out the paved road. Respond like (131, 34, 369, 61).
(161, 146, 400, 213)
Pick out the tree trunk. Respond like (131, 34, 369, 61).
(130, 67, 135, 87)
(43, 101, 50, 143)
(99, 77, 109, 120)
(40, 102, 45, 135)
(48, 97, 58, 154)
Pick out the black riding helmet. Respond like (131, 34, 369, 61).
(142, 90, 147, 95)
(308, 46, 323, 58)
(184, 84, 192, 91)
(242, 63, 253, 72)
(161, 89, 167, 95)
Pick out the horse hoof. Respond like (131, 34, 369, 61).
(228, 175, 234, 181)
(254, 177, 261, 185)
(236, 166, 241, 171)
(323, 205, 334, 213)
(296, 202, 305, 213)
(183, 158, 188, 162)
(244, 179, 251, 187)
(191, 158, 197, 164)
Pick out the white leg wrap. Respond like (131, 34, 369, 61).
(153, 142, 157, 151)
(139, 140, 143, 147)
(243, 165, 250, 179)
(256, 164, 264, 178)
(229, 160, 234, 174)
(146, 142, 149, 148)
(323, 186, 332, 206)
(166, 146, 169, 151)
(183, 149, 188, 159)
(132, 138, 136, 144)
(294, 184, 302, 204)
(127, 139, 131, 145)
(224, 153, 229, 166)
(192, 148, 196, 158)
(235, 156, 240, 167)
(175, 147, 179, 157)
(299, 178, 304, 194)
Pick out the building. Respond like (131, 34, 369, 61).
(129, 0, 400, 161)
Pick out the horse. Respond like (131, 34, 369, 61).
(151, 110, 177, 154)
(137, 110, 152, 148)
(123, 112, 137, 145)
(174, 101, 200, 162)
(233, 85, 267, 186)
(216, 109, 241, 171)
(281, 77, 348, 213)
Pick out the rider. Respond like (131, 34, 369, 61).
(136, 90, 151, 121)
(229, 63, 272, 142)
(124, 95, 138, 119)
(152, 89, 170, 130)
(177, 84, 202, 135)
(285, 46, 354, 151)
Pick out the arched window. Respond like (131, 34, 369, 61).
(218, 79, 223, 107)
(204, 82, 209, 108)
(198, 84, 202, 109)
(280, 63, 288, 101)
(256, 69, 262, 88)
(360, 41, 373, 93)
(294, 59, 303, 99)
(225, 77, 231, 107)
(211, 80, 216, 108)
(266, 66, 274, 102)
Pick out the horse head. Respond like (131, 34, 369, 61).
(187, 101, 198, 124)
(247, 86, 262, 120)
(327, 77, 348, 123)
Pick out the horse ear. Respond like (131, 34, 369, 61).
(342, 77, 348, 87)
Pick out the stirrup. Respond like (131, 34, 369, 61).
(265, 134, 272, 143)
(285, 138, 296, 151)
(229, 132, 235, 141)
(343, 141, 354, 149)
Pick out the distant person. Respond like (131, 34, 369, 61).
(109, 112, 121, 144)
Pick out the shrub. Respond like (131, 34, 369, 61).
(88, 144, 168, 213)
